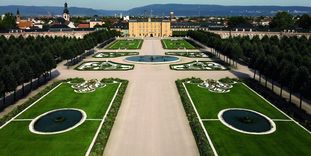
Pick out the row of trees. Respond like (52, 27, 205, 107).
(227, 12, 311, 30)
(188, 30, 311, 108)
(0, 29, 119, 108)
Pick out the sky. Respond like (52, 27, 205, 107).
(0, 0, 310, 10)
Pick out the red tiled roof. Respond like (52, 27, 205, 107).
(18, 20, 33, 29)
(77, 23, 90, 28)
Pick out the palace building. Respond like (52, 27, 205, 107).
(129, 18, 172, 37)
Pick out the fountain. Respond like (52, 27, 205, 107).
(125, 55, 180, 64)
(218, 108, 276, 135)
(29, 108, 87, 135)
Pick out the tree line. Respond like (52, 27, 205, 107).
(188, 30, 311, 108)
(227, 12, 311, 30)
(0, 29, 119, 108)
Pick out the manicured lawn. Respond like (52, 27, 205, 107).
(162, 39, 196, 49)
(205, 121, 311, 156)
(106, 39, 143, 49)
(185, 82, 311, 156)
(0, 83, 119, 156)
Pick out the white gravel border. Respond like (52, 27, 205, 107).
(218, 108, 276, 135)
(29, 108, 87, 135)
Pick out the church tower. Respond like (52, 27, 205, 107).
(16, 9, 21, 23)
(63, 2, 70, 21)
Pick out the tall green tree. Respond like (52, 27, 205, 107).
(28, 55, 44, 87)
(62, 46, 74, 68)
(10, 63, 22, 102)
(231, 43, 243, 67)
(295, 66, 310, 109)
(0, 80, 4, 106)
(270, 12, 294, 30)
(1, 66, 16, 105)
(227, 16, 250, 28)
(0, 13, 16, 30)
(19, 58, 33, 95)
(296, 14, 311, 29)
(41, 52, 56, 78)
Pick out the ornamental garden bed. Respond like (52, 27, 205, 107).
(93, 52, 139, 58)
(165, 51, 214, 58)
(170, 61, 228, 71)
(75, 61, 134, 71)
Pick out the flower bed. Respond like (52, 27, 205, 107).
(198, 79, 233, 93)
(71, 79, 106, 93)
(75, 61, 134, 71)
(170, 61, 228, 71)
(165, 52, 212, 58)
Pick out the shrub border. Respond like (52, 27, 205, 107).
(176, 78, 214, 156)
(89, 78, 128, 156)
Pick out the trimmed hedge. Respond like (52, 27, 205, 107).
(176, 78, 214, 156)
(90, 78, 128, 156)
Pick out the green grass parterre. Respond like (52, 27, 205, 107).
(0, 81, 123, 156)
(106, 39, 143, 50)
(93, 52, 139, 58)
(162, 39, 197, 49)
(183, 80, 311, 156)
